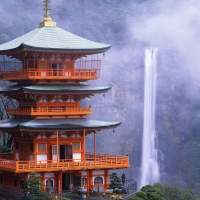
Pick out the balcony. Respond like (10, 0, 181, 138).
(0, 69, 100, 81)
(6, 107, 92, 117)
(0, 152, 130, 173)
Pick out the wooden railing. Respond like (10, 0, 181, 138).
(0, 152, 129, 173)
(6, 107, 92, 116)
(0, 69, 100, 81)
(0, 152, 14, 160)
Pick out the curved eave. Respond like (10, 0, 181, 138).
(0, 118, 121, 131)
(0, 43, 111, 55)
(0, 85, 112, 94)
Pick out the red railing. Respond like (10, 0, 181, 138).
(0, 69, 100, 81)
(7, 107, 92, 116)
(0, 152, 129, 172)
(0, 152, 14, 160)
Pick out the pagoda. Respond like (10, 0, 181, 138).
(0, 0, 130, 197)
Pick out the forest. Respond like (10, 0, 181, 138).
(0, 0, 200, 197)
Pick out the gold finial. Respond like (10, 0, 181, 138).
(40, 0, 56, 27)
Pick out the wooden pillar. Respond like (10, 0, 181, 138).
(47, 140, 50, 160)
(34, 141, 37, 162)
(82, 129, 85, 160)
(105, 169, 109, 190)
(86, 170, 93, 196)
(94, 132, 96, 164)
(89, 170, 93, 190)
(56, 130, 59, 165)
(86, 171, 89, 197)
(58, 172, 62, 197)
(41, 173, 45, 191)
(54, 172, 58, 193)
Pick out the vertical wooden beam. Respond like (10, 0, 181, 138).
(89, 170, 93, 192)
(41, 173, 45, 191)
(86, 170, 89, 197)
(59, 172, 62, 197)
(47, 140, 51, 160)
(34, 141, 37, 162)
(94, 132, 96, 164)
(23, 52, 25, 70)
(82, 129, 85, 161)
(54, 172, 58, 193)
(56, 130, 59, 165)
(105, 169, 109, 190)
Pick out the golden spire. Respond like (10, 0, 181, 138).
(40, 0, 56, 27)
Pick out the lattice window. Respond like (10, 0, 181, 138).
(81, 177, 87, 185)
(73, 142, 80, 150)
(38, 144, 46, 152)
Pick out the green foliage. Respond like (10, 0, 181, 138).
(136, 191, 147, 200)
(0, 145, 12, 152)
(136, 184, 165, 200)
(129, 197, 143, 200)
(155, 184, 181, 200)
(21, 172, 46, 200)
(182, 189, 197, 200)
(109, 172, 123, 189)
(153, 183, 198, 200)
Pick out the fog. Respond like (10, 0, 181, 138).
(0, 0, 200, 190)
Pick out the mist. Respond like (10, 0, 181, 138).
(0, 0, 200, 192)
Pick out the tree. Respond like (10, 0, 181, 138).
(132, 185, 165, 200)
(182, 189, 197, 200)
(109, 172, 123, 189)
(21, 172, 45, 200)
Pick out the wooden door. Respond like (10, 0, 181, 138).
(52, 145, 59, 162)
(65, 145, 72, 161)
(39, 62, 47, 76)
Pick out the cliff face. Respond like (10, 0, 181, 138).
(0, 0, 200, 193)
(85, 44, 200, 193)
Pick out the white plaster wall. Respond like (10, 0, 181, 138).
(93, 170, 104, 175)
(28, 173, 41, 178)
(73, 153, 81, 162)
(30, 154, 33, 161)
(80, 171, 87, 176)
(45, 173, 54, 178)
(15, 152, 19, 160)
(37, 154, 47, 163)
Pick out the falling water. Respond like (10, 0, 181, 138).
(140, 48, 160, 188)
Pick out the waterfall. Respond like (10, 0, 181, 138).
(140, 47, 160, 188)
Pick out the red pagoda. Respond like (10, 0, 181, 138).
(0, 0, 130, 197)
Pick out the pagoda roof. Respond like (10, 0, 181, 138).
(0, 118, 121, 131)
(0, 26, 111, 54)
(0, 84, 111, 94)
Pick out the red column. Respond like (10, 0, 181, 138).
(58, 172, 62, 197)
(94, 132, 96, 164)
(41, 173, 45, 191)
(86, 170, 93, 196)
(105, 169, 109, 190)
(86, 170, 90, 196)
